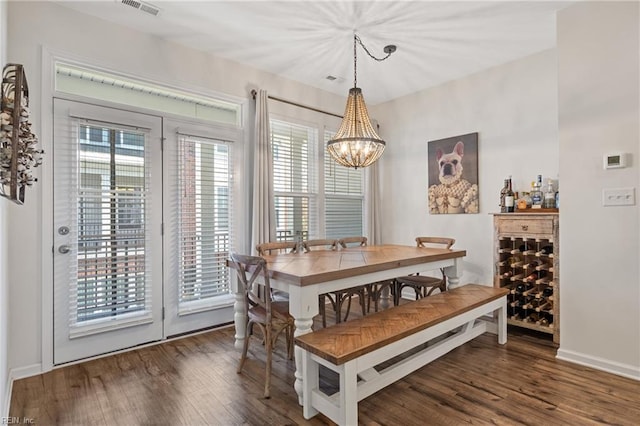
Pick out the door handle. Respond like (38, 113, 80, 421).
(58, 245, 71, 254)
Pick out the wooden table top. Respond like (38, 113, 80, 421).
(261, 244, 466, 286)
(295, 284, 509, 365)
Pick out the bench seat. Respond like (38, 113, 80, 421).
(295, 283, 509, 425)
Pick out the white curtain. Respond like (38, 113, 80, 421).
(365, 161, 382, 245)
(250, 89, 275, 254)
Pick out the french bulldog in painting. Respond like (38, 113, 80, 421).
(428, 141, 479, 214)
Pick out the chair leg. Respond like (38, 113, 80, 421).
(287, 325, 294, 360)
(358, 289, 367, 316)
(264, 327, 272, 399)
(319, 295, 327, 328)
(237, 320, 252, 374)
(340, 293, 351, 322)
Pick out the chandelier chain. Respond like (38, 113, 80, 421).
(353, 34, 394, 88)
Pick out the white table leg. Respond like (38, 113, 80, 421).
(380, 284, 392, 309)
(444, 258, 463, 289)
(289, 285, 320, 405)
(231, 272, 247, 350)
(498, 298, 507, 345)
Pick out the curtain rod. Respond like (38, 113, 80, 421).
(251, 89, 343, 119)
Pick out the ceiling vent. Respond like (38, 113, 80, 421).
(118, 0, 161, 17)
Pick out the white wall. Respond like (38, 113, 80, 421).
(6, 1, 345, 374)
(374, 49, 559, 286)
(1, 0, 10, 417)
(556, 1, 640, 379)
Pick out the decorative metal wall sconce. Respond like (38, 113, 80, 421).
(0, 63, 43, 204)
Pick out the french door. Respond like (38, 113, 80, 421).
(162, 119, 235, 336)
(53, 100, 235, 364)
(53, 99, 163, 364)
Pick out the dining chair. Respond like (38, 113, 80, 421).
(255, 241, 298, 301)
(305, 237, 368, 327)
(394, 237, 456, 305)
(229, 252, 295, 399)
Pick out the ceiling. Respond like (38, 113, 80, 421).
(53, 1, 574, 105)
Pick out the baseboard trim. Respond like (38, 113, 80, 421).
(9, 364, 43, 382)
(556, 349, 640, 381)
(2, 374, 12, 420)
(3, 364, 43, 417)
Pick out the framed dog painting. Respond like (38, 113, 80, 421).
(427, 132, 479, 214)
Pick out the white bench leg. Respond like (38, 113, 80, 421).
(339, 361, 358, 426)
(302, 350, 319, 419)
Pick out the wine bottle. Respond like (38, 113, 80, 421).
(536, 245, 554, 256)
(534, 262, 550, 271)
(518, 243, 535, 255)
(536, 313, 550, 326)
(509, 306, 523, 320)
(527, 312, 541, 323)
(509, 256, 524, 268)
(531, 176, 543, 207)
(513, 283, 527, 295)
(535, 301, 552, 312)
(499, 179, 509, 213)
(505, 177, 515, 213)
(510, 273, 525, 281)
(535, 276, 551, 285)
(501, 271, 514, 279)
(543, 180, 556, 208)
(524, 259, 544, 270)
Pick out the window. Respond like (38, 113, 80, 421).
(76, 124, 147, 322)
(324, 131, 364, 239)
(270, 120, 364, 242)
(178, 135, 233, 303)
(271, 119, 317, 241)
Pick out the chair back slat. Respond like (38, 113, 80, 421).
(416, 237, 455, 250)
(256, 241, 298, 256)
(338, 236, 368, 248)
(301, 239, 338, 252)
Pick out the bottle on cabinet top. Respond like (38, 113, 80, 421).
(531, 175, 543, 207)
(543, 180, 556, 209)
(499, 179, 509, 213)
(505, 176, 515, 213)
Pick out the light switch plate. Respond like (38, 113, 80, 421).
(602, 187, 635, 206)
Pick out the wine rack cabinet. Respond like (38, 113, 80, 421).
(492, 213, 559, 343)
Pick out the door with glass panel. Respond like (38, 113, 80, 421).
(162, 120, 235, 336)
(53, 99, 163, 364)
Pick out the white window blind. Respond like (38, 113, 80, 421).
(324, 130, 364, 239)
(178, 135, 232, 303)
(271, 119, 317, 241)
(75, 124, 149, 322)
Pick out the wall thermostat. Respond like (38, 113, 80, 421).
(604, 153, 628, 169)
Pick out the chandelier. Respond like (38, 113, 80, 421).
(327, 34, 396, 169)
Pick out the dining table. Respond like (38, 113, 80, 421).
(230, 243, 467, 405)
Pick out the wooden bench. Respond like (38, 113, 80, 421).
(295, 284, 509, 425)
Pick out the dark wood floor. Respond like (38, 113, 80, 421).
(10, 298, 640, 425)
